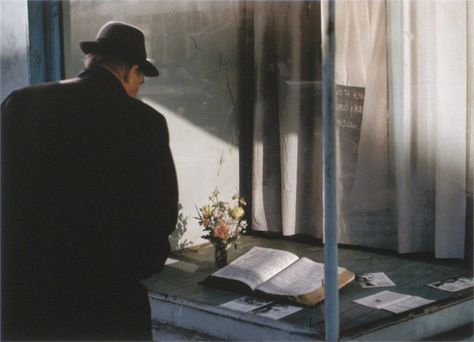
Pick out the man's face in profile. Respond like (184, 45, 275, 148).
(123, 65, 145, 98)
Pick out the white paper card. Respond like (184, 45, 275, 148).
(354, 291, 434, 314)
(383, 296, 435, 313)
(165, 258, 179, 265)
(219, 297, 272, 313)
(427, 276, 474, 292)
(354, 291, 411, 309)
(356, 272, 395, 288)
(251, 302, 302, 320)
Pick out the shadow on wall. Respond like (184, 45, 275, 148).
(169, 203, 193, 250)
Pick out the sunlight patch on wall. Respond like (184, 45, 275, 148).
(142, 97, 240, 250)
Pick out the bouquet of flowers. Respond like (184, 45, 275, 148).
(196, 188, 248, 248)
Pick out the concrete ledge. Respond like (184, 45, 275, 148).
(146, 236, 473, 341)
(152, 322, 221, 341)
(148, 293, 322, 341)
(149, 292, 473, 341)
(343, 296, 474, 341)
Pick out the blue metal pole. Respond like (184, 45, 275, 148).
(322, 1, 339, 341)
(27, 0, 64, 84)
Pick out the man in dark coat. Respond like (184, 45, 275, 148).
(1, 21, 178, 340)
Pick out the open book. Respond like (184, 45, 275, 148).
(202, 246, 355, 306)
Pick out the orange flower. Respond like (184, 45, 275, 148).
(214, 222, 229, 240)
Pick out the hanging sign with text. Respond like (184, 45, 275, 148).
(335, 84, 365, 208)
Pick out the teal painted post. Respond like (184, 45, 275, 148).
(27, 0, 64, 84)
(322, 1, 339, 341)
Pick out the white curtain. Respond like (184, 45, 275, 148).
(252, 0, 471, 259)
(331, 0, 394, 250)
(251, 1, 324, 238)
(388, 0, 471, 258)
(326, 0, 471, 258)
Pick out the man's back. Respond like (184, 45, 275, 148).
(1, 67, 178, 339)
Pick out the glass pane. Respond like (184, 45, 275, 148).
(0, 0, 29, 101)
(327, 0, 471, 259)
(63, 1, 244, 248)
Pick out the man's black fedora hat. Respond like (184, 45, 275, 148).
(80, 21, 159, 77)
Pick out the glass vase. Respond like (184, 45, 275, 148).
(214, 243, 228, 270)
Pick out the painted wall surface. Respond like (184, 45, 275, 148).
(64, 1, 243, 250)
(0, 0, 30, 102)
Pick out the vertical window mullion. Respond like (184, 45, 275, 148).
(27, 0, 64, 84)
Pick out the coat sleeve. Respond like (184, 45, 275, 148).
(132, 111, 179, 279)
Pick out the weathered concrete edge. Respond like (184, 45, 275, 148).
(343, 297, 474, 341)
(148, 292, 323, 341)
(151, 321, 222, 341)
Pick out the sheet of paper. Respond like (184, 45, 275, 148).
(165, 258, 179, 265)
(212, 247, 299, 290)
(356, 272, 396, 288)
(383, 296, 434, 313)
(168, 261, 199, 273)
(219, 296, 272, 313)
(427, 276, 474, 292)
(251, 302, 302, 320)
(353, 290, 412, 309)
(256, 257, 324, 296)
(165, 257, 199, 273)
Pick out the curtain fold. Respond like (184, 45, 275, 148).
(250, 0, 470, 259)
(388, 0, 469, 258)
(468, 0, 474, 261)
(251, 1, 323, 238)
(333, 0, 394, 249)
(431, 1, 468, 258)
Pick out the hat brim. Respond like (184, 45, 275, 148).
(80, 41, 159, 77)
(140, 60, 159, 77)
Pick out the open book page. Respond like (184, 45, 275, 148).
(353, 291, 412, 309)
(255, 257, 325, 296)
(212, 247, 300, 290)
(383, 296, 434, 314)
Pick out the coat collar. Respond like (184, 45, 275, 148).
(78, 66, 127, 96)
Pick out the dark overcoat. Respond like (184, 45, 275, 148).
(1, 67, 178, 340)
